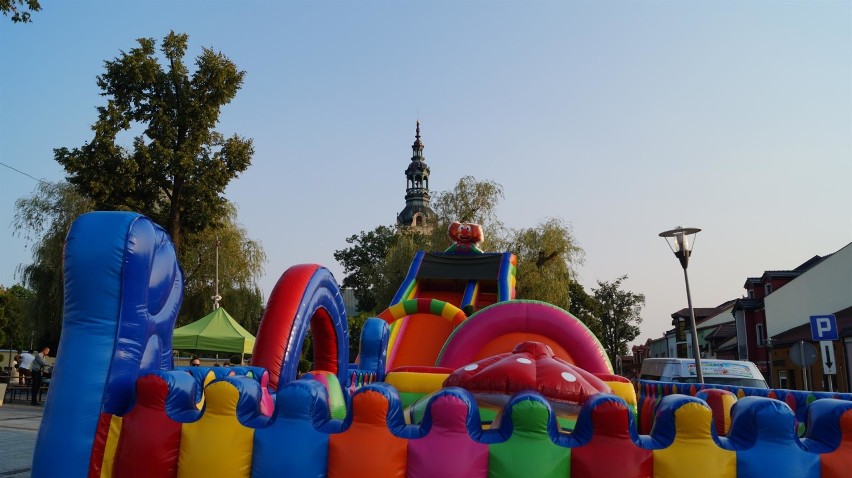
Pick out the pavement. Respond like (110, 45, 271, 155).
(0, 401, 43, 478)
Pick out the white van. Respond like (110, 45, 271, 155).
(639, 358, 768, 389)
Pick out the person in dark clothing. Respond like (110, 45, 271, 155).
(30, 346, 50, 405)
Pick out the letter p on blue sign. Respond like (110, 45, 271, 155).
(810, 315, 839, 341)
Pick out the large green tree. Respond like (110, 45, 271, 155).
(333, 225, 398, 313)
(593, 275, 645, 364)
(55, 31, 253, 254)
(0, 0, 40, 22)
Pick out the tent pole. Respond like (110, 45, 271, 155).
(212, 236, 222, 310)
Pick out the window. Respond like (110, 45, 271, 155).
(765, 283, 773, 295)
(415, 215, 423, 226)
(756, 323, 765, 346)
(748, 288, 754, 299)
(777, 370, 787, 389)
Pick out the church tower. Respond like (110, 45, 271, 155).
(396, 121, 436, 232)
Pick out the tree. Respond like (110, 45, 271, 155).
(14, 181, 266, 343)
(428, 176, 505, 250)
(593, 275, 645, 364)
(372, 229, 433, 309)
(55, 31, 253, 254)
(175, 203, 266, 331)
(0, 0, 40, 23)
(567, 280, 602, 338)
(0, 284, 34, 351)
(14, 182, 94, 346)
(508, 217, 584, 311)
(335, 176, 590, 321)
(333, 225, 398, 313)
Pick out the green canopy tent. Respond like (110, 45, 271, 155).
(172, 308, 255, 358)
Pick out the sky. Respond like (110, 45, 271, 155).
(1, 0, 850, 347)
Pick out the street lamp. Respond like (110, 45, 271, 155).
(659, 226, 704, 384)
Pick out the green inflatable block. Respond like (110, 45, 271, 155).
(488, 399, 569, 478)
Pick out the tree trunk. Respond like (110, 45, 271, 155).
(169, 177, 184, 254)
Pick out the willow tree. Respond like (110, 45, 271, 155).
(55, 31, 253, 254)
(14, 181, 266, 342)
(177, 203, 266, 332)
(14, 182, 94, 345)
(509, 217, 584, 312)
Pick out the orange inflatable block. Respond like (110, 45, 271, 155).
(328, 389, 408, 478)
(821, 409, 852, 477)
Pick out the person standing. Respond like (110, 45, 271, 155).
(18, 350, 35, 385)
(30, 346, 50, 405)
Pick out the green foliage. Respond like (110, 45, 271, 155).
(567, 280, 602, 337)
(593, 275, 645, 363)
(14, 181, 265, 344)
(509, 217, 584, 311)
(347, 312, 372, 361)
(177, 203, 266, 332)
(335, 176, 587, 324)
(333, 225, 398, 313)
(14, 182, 94, 346)
(0, 0, 40, 23)
(0, 284, 35, 348)
(373, 229, 433, 309)
(54, 31, 253, 253)
(431, 175, 504, 228)
(429, 175, 506, 250)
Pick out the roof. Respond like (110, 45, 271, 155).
(742, 254, 830, 288)
(172, 307, 255, 354)
(671, 299, 736, 325)
(704, 322, 737, 341)
(731, 298, 763, 312)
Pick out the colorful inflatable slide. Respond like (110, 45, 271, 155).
(32, 212, 852, 478)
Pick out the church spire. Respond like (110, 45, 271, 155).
(397, 121, 435, 231)
(412, 120, 424, 158)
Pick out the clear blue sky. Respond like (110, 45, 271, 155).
(1, 1, 850, 345)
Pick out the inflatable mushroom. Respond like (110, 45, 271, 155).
(444, 341, 611, 417)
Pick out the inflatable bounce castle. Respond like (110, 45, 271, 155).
(32, 212, 852, 478)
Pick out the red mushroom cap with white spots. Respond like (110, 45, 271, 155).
(443, 341, 611, 404)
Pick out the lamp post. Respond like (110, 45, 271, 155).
(764, 337, 774, 389)
(659, 226, 704, 384)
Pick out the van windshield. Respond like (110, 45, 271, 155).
(671, 376, 768, 389)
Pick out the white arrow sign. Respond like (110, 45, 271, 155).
(821, 340, 837, 375)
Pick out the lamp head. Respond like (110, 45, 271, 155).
(659, 227, 701, 269)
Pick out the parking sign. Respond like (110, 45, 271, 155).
(810, 315, 838, 341)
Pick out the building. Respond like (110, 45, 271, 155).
(396, 121, 436, 232)
(731, 253, 831, 380)
(762, 242, 852, 392)
(667, 301, 734, 359)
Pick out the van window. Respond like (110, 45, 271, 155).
(670, 376, 768, 389)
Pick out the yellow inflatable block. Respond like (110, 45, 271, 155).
(178, 381, 254, 478)
(653, 402, 735, 478)
(385, 371, 449, 395)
